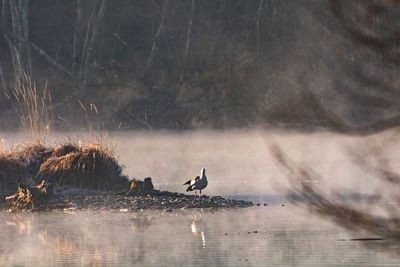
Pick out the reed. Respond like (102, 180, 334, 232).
(7, 74, 51, 145)
(0, 139, 4, 153)
(1, 75, 127, 192)
(78, 100, 99, 137)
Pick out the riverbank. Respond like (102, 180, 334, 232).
(0, 187, 253, 212)
(0, 142, 252, 212)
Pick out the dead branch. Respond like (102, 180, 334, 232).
(183, 0, 195, 59)
(79, 0, 106, 84)
(147, 0, 169, 68)
(3, 31, 74, 78)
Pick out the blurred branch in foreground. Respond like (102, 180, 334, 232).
(293, 1, 400, 135)
(270, 143, 400, 253)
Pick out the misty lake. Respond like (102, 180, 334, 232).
(2, 206, 400, 266)
(1, 130, 400, 265)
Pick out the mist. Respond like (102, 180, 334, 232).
(2, 0, 400, 264)
(2, 129, 397, 200)
(2, 205, 399, 266)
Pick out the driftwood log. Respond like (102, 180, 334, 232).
(118, 177, 155, 196)
(6, 180, 52, 211)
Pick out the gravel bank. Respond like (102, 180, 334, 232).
(0, 187, 253, 212)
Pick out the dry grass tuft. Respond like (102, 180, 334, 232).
(10, 143, 53, 162)
(0, 140, 129, 192)
(52, 144, 78, 158)
(36, 142, 129, 190)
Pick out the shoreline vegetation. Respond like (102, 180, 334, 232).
(0, 142, 253, 212)
(0, 74, 252, 212)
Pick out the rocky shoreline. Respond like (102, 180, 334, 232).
(0, 179, 253, 212)
(0, 190, 253, 212)
(0, 143, 253, 212)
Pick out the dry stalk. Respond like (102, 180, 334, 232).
(9, 74, 51, 145)
(78, 100, 99, 136)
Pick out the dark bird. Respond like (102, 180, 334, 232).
(183, 168, 208, 198)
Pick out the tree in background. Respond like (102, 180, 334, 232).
(1, 0, 32, 84)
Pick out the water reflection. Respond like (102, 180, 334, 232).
(190, 213, 207, 249)
(6, 215, 34, 236)
(0, 207, 399, 266)
(201, 232, 206, 249)
(130, 215, 153, 232)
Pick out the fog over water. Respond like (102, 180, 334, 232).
(2, 129, 400, 199)
(1, 130, 400, 265)
(2, 207, 400, 266)
(2, 129, 393, 198)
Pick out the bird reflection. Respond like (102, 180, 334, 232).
(191, 221, 197, 233)
(190, 213, 207, 249)
(201, 232, 206, 249)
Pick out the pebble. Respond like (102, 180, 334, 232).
(2, 189, 253, 211)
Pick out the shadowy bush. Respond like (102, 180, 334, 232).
(0, 156, 23, 191)
(0, 143, 52, 191)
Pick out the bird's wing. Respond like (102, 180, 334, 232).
(183, 176, 200, 185)
(190, 176, 200, 185)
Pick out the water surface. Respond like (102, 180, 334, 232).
(1, 206, 399, 266)
(1, 130, 400, 265)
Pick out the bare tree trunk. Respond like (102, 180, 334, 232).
(111, 1, 130, 61)
(2, 0, 19, 82)
(20, 0, 32, 74)
(9, 0, 32, 77)
(147, 0, 169, 68)
(72, 0, 81, 74)
(78, 0, 106, 86)
(183, 0, 195, 59)
(1, 0, 6, 28)
(2, 0, 32, 84)
(256, 0, 263, 58)
(208, 0, 225, 63)
(0, 61, 7, 92)
(79, 4, 96, 78)
(82, 0, 106, 75)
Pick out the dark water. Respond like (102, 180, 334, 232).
(1, 205, 399, 266)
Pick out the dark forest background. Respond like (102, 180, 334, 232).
(0, 0, 399, 132)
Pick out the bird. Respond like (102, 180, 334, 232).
(183, 168, 208, 198)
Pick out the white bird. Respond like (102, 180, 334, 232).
(183, 168, 208, 198)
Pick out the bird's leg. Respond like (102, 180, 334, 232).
(199, 190, 202, 197)
(194, 191, 197, 198)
